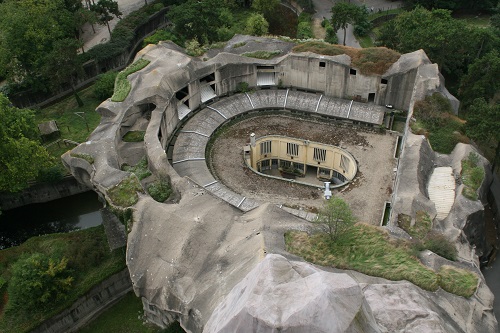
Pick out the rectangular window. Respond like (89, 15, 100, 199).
(319, 61, 326, 68)
(260, 140, 271, 154)
(313, 148, 326, 162)
(340, 155, 350, 171)
(350, 68, 357, 75)
(286, 142, 299, 157)
(381, 78, 388, 84)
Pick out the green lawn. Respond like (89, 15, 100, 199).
(78, 292, 185, 333)
(454, 14, 491, 27)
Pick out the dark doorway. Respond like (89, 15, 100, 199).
(368, 93, 375, 102)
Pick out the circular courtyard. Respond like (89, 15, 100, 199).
(209, 114, 398, 224)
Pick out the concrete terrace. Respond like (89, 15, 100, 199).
(171, 89, 385, 212)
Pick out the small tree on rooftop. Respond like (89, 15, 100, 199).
(314, 197, 356, 242)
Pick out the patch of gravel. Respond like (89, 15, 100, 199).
(209, 114, 398, 225)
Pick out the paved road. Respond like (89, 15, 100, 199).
(311, 0, 402, 48)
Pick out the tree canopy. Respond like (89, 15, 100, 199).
(167, 0, 228, 44)
(330, 2, 366, 46)
(0, 93, 53, 192)
(376, 7, 474, 76)
(6, 253, 73, 313)
(459, 50, 500, 108)
(91, 0, 122, 35)
(314, 197, 357, 242)
(465, 98, 500, 170)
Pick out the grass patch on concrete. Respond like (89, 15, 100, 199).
(292, 42, 400, 75)
(122, 158, 151, 181)
(438, 265, 478, 298)
(123, 131, 145, 142)
(285, 223, 475, 296)
(108, 175, 144, 207)
(242, 50, 282, 59)
(111, 59, 150, 102)
(398, 211, 457, 261)
(357, 35, 374, 48)
(0, 226, 126, 333)
(411, 93, 468, 154)
(147, 180, 172, 203)
(461, 153, 484, 201)
(70, 153, 95, 164)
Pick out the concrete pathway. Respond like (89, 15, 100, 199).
(80, 0, 147, 51)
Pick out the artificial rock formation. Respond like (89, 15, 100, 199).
(63, 35, 497, 332)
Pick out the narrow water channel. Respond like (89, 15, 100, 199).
(0, 191, 103, 249)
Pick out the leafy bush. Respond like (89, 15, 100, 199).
(422, 232, 457, 261)
(37, 165, 65, 183)
(245, 13, 269, 36)
(111, 58, 150, 102)
(185, 38, 205, 57)
(325, 25, 338, 44)
(297, 21, 313, 39)
(93, 71, 118, 101)
(412, 93, 467, 153)
(147, 179, 172, 202)
(6, 253, 73, 313)
(143, 29, 179, 47)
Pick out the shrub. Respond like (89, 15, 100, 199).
(143, 29, 178, 47)
(297, 21, 314, 39)
(245, 13, 269, 36)
(93, 71, 118, 101)
(6, 253, 73, 313)
(37, 165, 65, 183)
(185, 38, 205, 57)
(325, 25, 338, 44)
(423, 232, 457, 261)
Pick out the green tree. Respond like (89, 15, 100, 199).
(6, 253, 73, 313)
(459, 51, 500, 108)
(167, 0, 227, 44)
(376, 7, 473, 77)
(465, 98, 500, 171)
(0, 93, 53, 192)
(245, 13, 269, 36)
(91, 0, 122, 35)
(42, 38, 84, 106)
(314, 197, 357, 242)
(252, 0, 279, 15)
(0, 0, 76, 90)
(330, 2, 364, 46)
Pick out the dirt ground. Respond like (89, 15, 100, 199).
(210, 115, 398, 225)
